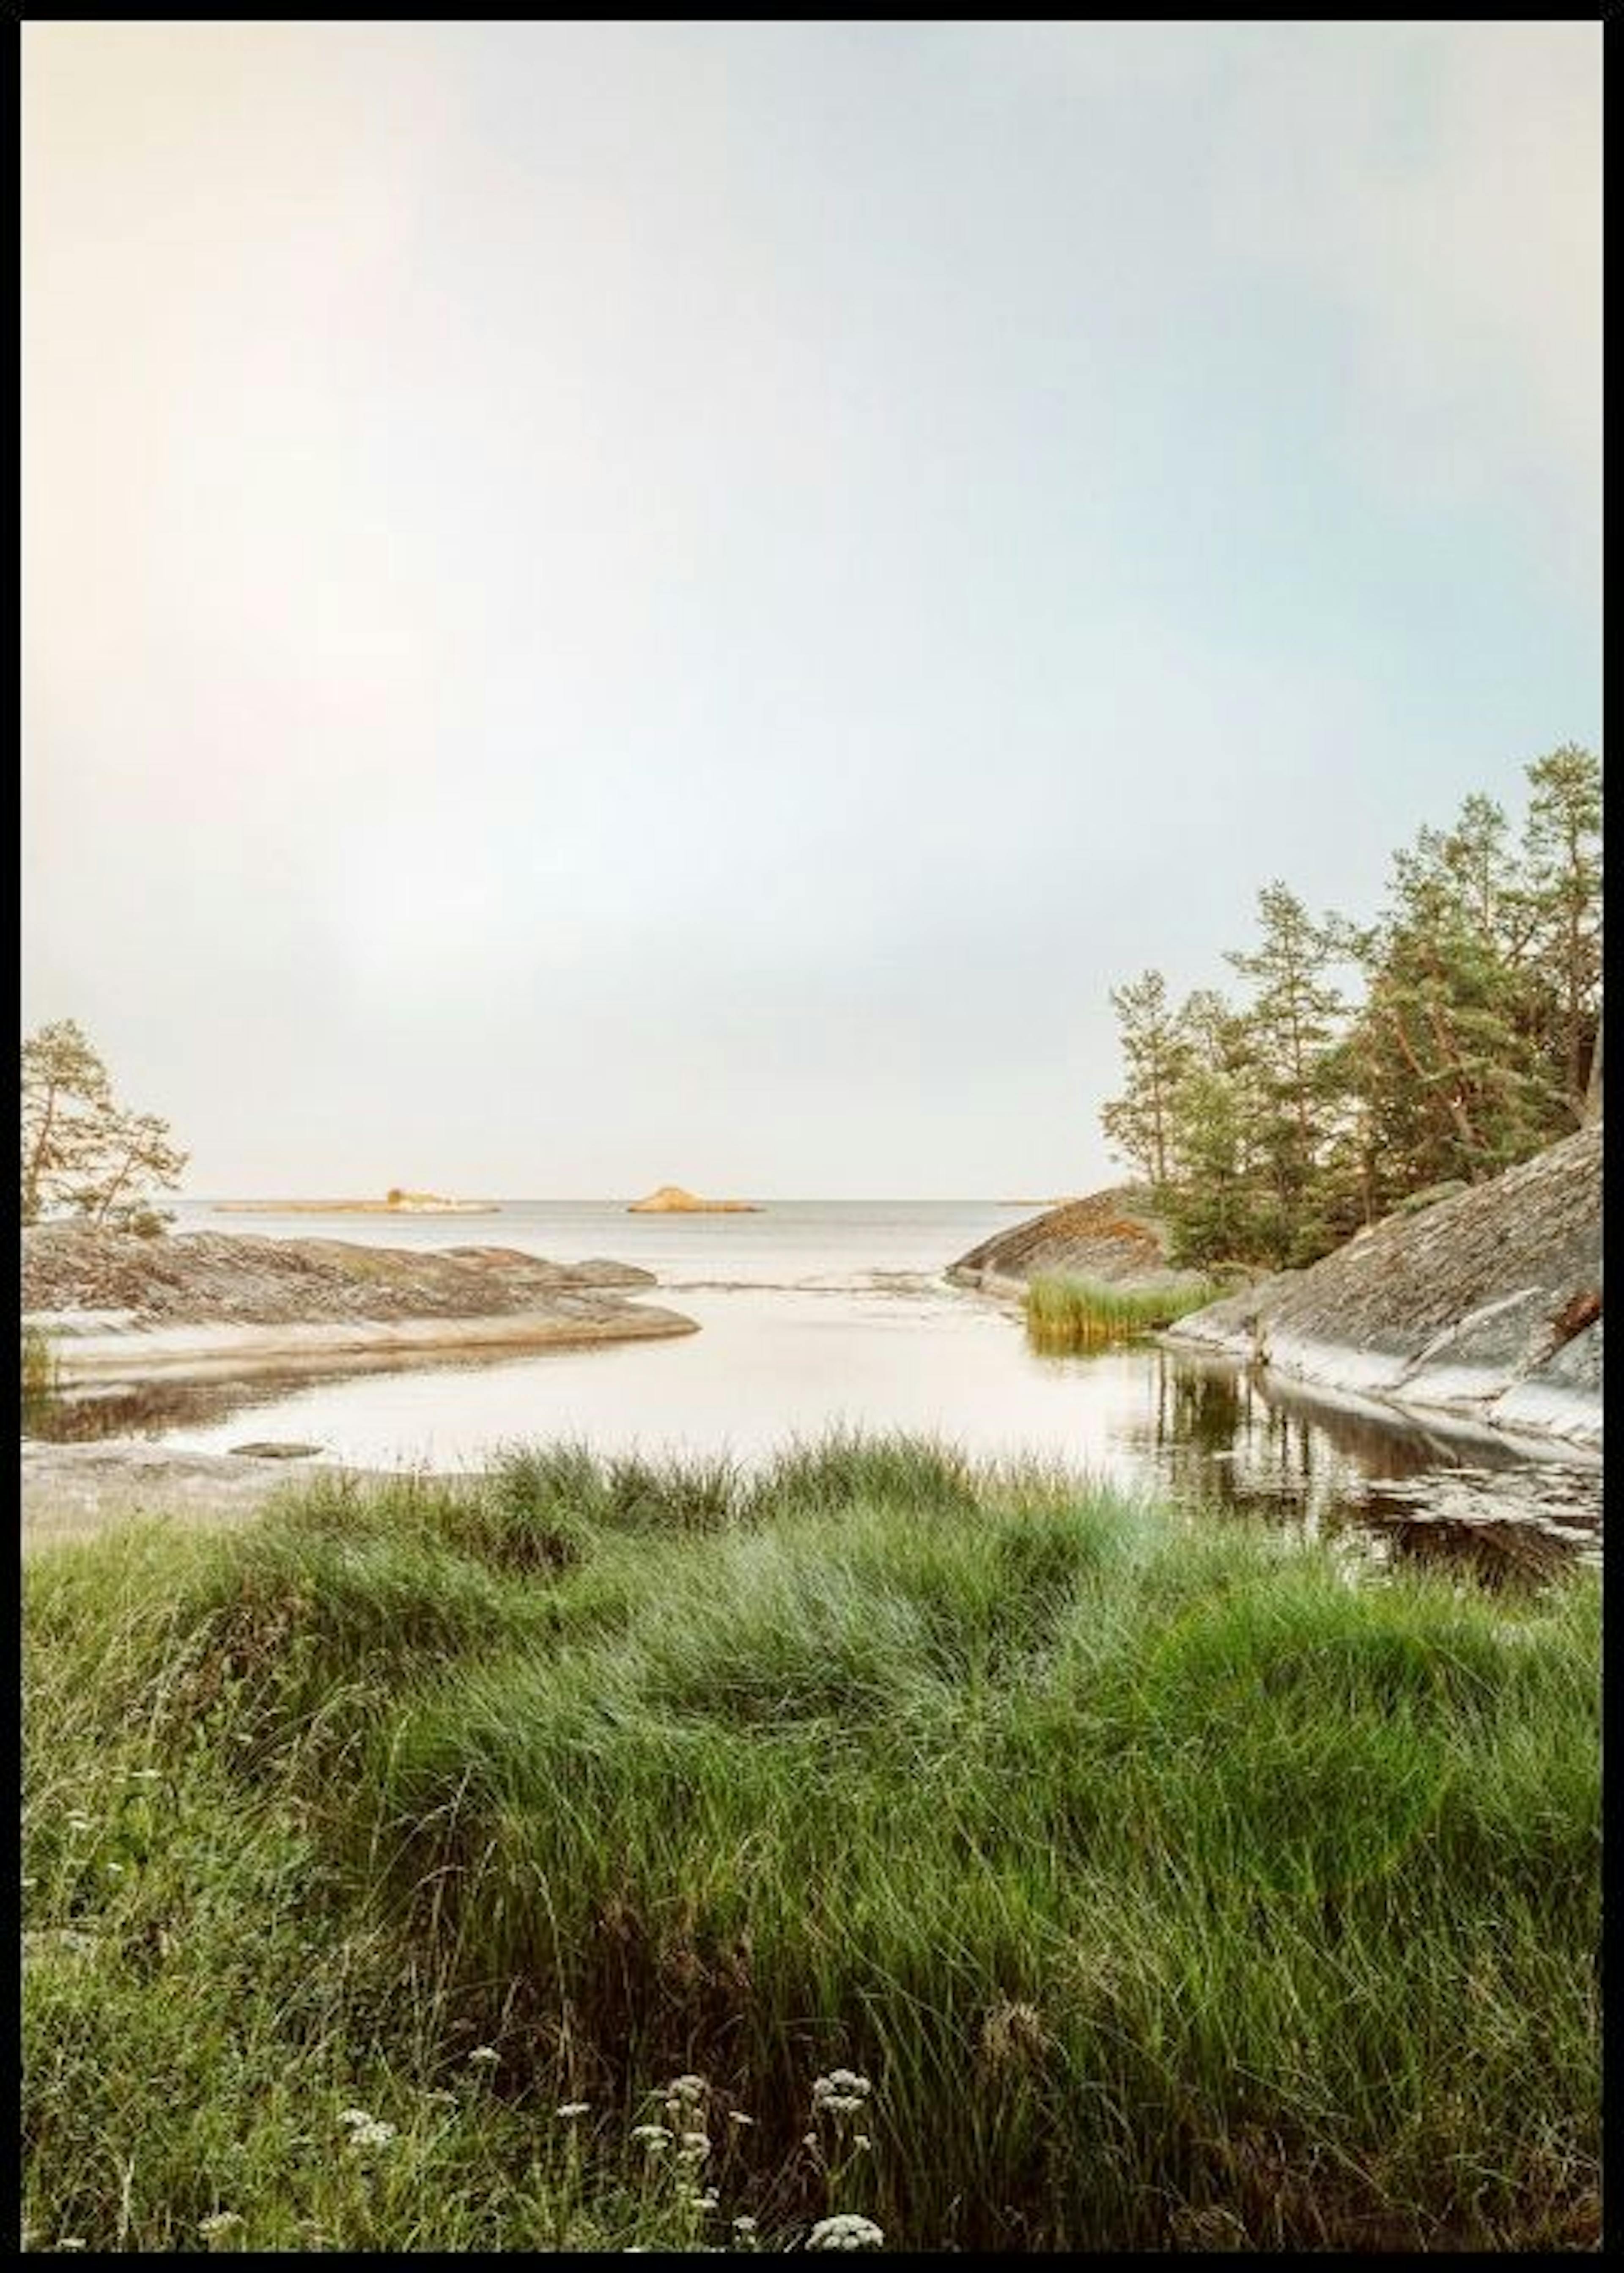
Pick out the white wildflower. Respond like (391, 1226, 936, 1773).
(727, 2109, 754, 2126)
(346, 2118, 397, 2149)
(630, 2123, 672, 2149)
(338, 2108, 373, 2129)
(667, 2072, 707, 2101)
(556, 2101, 591, 2119)
(466, 2045, 500, 2066)
(808, 2213, 884, 2251)
(812, 2070, 873, 2117)
(853, 2135, 872, 2152)
(732, 2215, 758, 2233)
(198, 2212, 244, 2238)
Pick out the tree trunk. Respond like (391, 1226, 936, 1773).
(1583, 1014, 1602, 1124)
(23, 1083, 60, 1224)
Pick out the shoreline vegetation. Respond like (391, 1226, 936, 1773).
(953, 1129, 1600, 1452)
(22, 1434, 1599, 2252)
(1023, 1271, 1219, 1352)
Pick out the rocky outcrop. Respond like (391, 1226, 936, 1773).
(947, 1187, 1211, 1300)
(1169, 1123, 1602, 1449)
(627, 1185, 761, 1213)
(22, 1225, 697, 1378)
(21, 1442, 351, 1550)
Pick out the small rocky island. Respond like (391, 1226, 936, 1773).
(627, 1185, 761, 1214)
(214, 1188, 496, 1216)
(23, 1223, 697, 1379)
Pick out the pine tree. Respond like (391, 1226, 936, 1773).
(1224, 883, 1351, 1264)
(21, 1020, 188, 1231)
(1347, 808, 1555, 1193)
(22, 1020, 114, 1225)
(1160, 989, 1271, 1269)
(1100, 970, 1188, 1189)
(1519, 743, 1602, 1123)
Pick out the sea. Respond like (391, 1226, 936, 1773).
(34, 1197, 1602, 1580)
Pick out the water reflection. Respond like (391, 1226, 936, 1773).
(19, 1347, 536, 1445)
(1121, 1350, 1600, 1588)
(22, 1314, 1600, 1590)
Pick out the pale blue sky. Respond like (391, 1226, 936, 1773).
(22, 22, 1601, 1196)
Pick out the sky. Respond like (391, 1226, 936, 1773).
(22, 21, 1602, 1198)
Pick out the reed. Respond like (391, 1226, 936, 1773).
(22, 1325, 60, 1426)
(1023, 1271, 1216, 1350)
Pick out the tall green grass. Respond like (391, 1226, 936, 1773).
(22, 1437, 1600, 2251)
(22, 1325, 60, 1428)
(1024, 1272, 1217, 1350)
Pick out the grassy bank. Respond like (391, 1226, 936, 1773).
(22, 1436, 1600, 2251)
(1024, 1272, 1217, 1350)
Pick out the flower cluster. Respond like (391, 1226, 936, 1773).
(338, 2108, 397, 2150)
(807, 2213, 884, 2251)
(812, 2069, 872, 2119)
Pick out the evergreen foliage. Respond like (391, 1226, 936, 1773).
(22, 1020, 188, 1231)
(1101, 748, 1602, 1270)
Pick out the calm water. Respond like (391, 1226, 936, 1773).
(34, 1197, 1602, 1580)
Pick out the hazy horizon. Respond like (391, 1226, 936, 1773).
(173, 1188, 1072, 1205)
(23, 22, 1601, 1200)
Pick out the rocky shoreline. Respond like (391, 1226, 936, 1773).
(1168, 1124, 1602, 1451)
(20, 1442, 361, 1552)
(946, 1132, 1602, 1454)
(23, 1224, 699, 1381)
(946, 1186, 1212, 1301)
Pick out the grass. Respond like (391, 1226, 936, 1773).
(1024, 1272, 1218, 1350)
(22, 1435, 1600, 2251)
